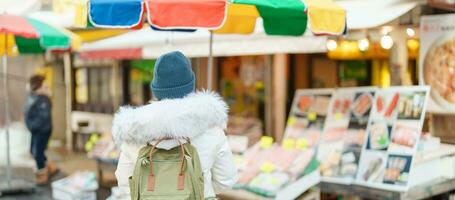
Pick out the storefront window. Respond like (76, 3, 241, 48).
(220, 56, 266, 118)
(219, 56, 266, 144)
(311, 56, 338, 88)
(74, 67, 113, 113)
(338, 60, 371, 87)
(124, 60, 154, 106)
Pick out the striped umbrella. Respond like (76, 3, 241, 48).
(87, 0, 346, 89)
(88, 0, 346, 35)
(88, 0, 228, 29)
(0, 13, 80, 55)
(218, 0, 346, 36)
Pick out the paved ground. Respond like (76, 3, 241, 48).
(0, 154, 114, 199)
(0, 124, 115, 199)
(0, 154, 113, 200)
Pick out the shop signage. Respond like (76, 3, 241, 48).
(420, 14, 455, 112)
(427, 0, 455, 11)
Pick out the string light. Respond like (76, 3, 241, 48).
(380, 35, 393, 49)
(358, 38, 370, 51)
(406, 28, 415, 37)
(326, 39, 338, 51)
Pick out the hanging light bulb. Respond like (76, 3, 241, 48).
(380, 35, 394, 49)
(406, 28, 415, 37)
(326, 39, 338, 51)
(358, 38, 370, 51)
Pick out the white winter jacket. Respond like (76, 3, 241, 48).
(112, 91, 238, 199)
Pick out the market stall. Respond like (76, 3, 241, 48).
(220, 85, 434, 199)
(78, 84, 455, 199)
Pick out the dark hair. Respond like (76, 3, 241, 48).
(29, 75, 45, 92)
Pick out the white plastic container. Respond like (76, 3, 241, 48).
(51, 171, 98, 200)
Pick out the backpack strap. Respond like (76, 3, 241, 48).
(146, 137, 191, 146)
(147, 138, 186, 191)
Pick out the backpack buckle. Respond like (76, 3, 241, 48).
(141, 159, 150, 166)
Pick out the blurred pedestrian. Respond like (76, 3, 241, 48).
(24, 74, 58, 185)
(113, 51, 238, 199)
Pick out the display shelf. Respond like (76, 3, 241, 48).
(414, 143, 455, 164)
(321, 177, 455, 200)
(276, 170, 320, 200)
(220, 170, 320, 200)
(426, 99, 455, 115)
(219, 187, 320, 200)
(322, 143, 455, 199)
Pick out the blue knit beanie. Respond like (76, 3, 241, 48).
(151, 51, 195, 100)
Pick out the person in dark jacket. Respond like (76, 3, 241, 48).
(24, 75, 58, 184)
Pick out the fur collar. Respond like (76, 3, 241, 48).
(112, 91, 228, 145)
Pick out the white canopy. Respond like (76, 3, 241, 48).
(143, 32, 327, 58)
(0, 0, 41, 15)
(80, 27, 327, 59)
(337, 0, 419, 29)
(27, 11, 76, 28)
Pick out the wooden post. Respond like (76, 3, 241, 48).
(194, 57, 217, 90)
(272, 54, 288, 142)
(390, 30, 412, 86)
(196, 57, 208, 89)
(294, 54, 310, 89)
(264, 56, 273, 137)
(63, 52, 73, 150)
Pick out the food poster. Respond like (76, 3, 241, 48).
(284, 89, 334, 149)
(318, 87, 377, 184)
(355, 86, 430, 191)
(420, 14, 455, 112)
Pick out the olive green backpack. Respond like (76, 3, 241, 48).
(128, 139, 204, 200)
